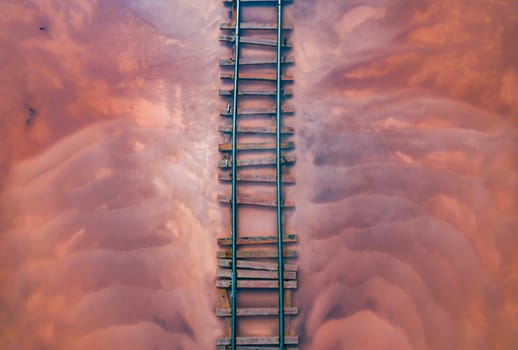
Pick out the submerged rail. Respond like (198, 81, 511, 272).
(275, 0, 285, 348)
(230, 1, 241, 348)
(216, 0, 297, 349)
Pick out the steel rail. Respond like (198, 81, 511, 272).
(231, 1, 242, 349)
(276, 0, 285, 349)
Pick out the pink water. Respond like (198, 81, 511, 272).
(0, 1, 517, 349)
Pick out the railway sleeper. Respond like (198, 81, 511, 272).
(217, 194, 295, 208)
(217, 347, 298, 350)
(223, 0, 294, 5)
(219, 56, 295, 66)
(218, 125, 294, 134)
(218, 172, 296, 183)
(220, 72, 294, 81)
(216, 336, 299, 346)
(218, 155, 296, 168)
(218, 88, 293, 97)
(217, 268, 296, 279)
(216, 279, 297, 289)
(218, 142, 294, 152)
(220, 22, 293, 31)
(217, 234, 298, 246)
(217, 258, 298, 271)
(219, 105, 295, 117)
(216, 307, 298, 317)
(217, 249, 298, 259)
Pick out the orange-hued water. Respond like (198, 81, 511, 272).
(1, 1, 517, 349)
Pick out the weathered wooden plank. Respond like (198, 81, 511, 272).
(218, 172, 296, 183)
(218, 156, 295, 168)
(218, 125, 294, 134)
(220, 72, 294, 81)
(217, 194, 295, 208)
(218, 234, 298, 246)
(217, 249, 298, 259)
(217, 289, 232, 337)
(217, 259, 298, 271)
(223, 0, 294, 6)
(220, 36, 292, 48)
(285, 289, 293, 307)
(220, 22, 293, 31)
(217, 268, 296, 280)
(216, 279, 297, 289)
(220, 106, 295, 117)
(216, 307, 298, 317)
(217, 347, 298, 350)
(219, 56, 295, 66)
(218, 88, 293, 97)
(216, 336, 298, 346)
(218, 142, 295, 152)
(285, 290, 294, 333)
(217, 289, 230, 308)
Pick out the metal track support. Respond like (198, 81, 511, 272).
(276, 0, 285, 349)
(231, 1, 241, 349)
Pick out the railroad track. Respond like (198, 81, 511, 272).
(216, 0, 298, 349)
